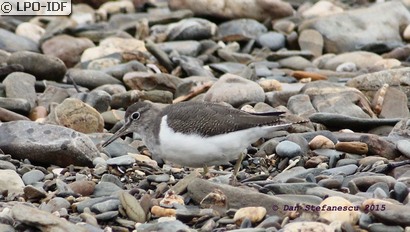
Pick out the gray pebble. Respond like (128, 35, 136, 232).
(397, 140, 410, 158)
(22, 169, 45, 185)
(368, 223, 404, 232)
(393, 182, 408, 203)
(94, 211, 119, 221)
(147, 174, 170, 183)
(106, 155, 135, 166)
(101, 174, 123, 188)
(75, 196, 118, 213)
(275, 141, 302, 158)
(321, 164, 358, 176)
(93, 182, 122, 197)
(91, 199, 121, 213)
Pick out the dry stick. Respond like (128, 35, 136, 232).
(173, 81, 213, 103)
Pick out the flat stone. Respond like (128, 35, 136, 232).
(7, 51, 66, 82)
(156, 41, 201, 56)
(218, 18, 267, 42)
(106, 155, 135, 166)
(42, 34, 95, 68)
(299, 2, 410, 54)
(101, 60, 147, 80)
(335, 142, 368, 154)
(156, 18, 217, 41)
(91, 199, 121, 213)
(169, 0, 293, 21)
(263, 183, 318, 194)
(66, 69, 122, 90)
(321, 164, 358, 176)
(287, 94, 316, 118)
(0, 121, 99, 167)
(188, 178, 322, 216)
(306, 187, 365, 203)
(302, 81, 375, 119)
(359, 134, 400, 159)
(365, 199, 410, 226)
(93, 182, 122, 197)
(123, 72, 183, 94)
(276, 141, 303, 158)
(256, 32, 286, 51)
(0, 28, 39, 52)
(81, 37, 146, 62)
(74, 196, 118, 213)
(0, 97, 31, 115)
(12, 204, 87, 232)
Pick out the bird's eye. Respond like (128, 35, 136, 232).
(130, 112, 140, 120)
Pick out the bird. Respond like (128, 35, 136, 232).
(102, 101, 307, 182)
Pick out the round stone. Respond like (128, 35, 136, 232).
(233, 206, 266, 225)
(22, 169, 45, 185)
(309, 135, 335, 150)
(275, 141, 303, 158)
(319, 196, 360, 224)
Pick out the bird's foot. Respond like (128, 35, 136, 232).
(229, 174, 240, 186)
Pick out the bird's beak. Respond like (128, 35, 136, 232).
(101, 121, 132, 147)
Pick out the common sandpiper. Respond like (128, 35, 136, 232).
(102, 101, 307, 182)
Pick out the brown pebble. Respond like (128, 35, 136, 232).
(233, 206, 266, 225)
(29, 106, 48, 121)
(309, 135, 335, 150)
(305, 156, 329, 168)
(68, 181, 96, 196)
(335, 142, 368, 154)
(151, 205, 176, 217)
(291, 71, 328, 81)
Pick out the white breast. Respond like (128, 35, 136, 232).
(157, 116, 290, 168)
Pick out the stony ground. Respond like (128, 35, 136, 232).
(0, 0, 410, 231)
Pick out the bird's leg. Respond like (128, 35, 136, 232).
(231, 151, 246, 185)
(202, 165, 209, 176)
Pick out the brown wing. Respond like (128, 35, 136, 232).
(162, 101, 285, 137)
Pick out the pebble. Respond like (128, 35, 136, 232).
(21, 169, 45, 185)
(0, 170, 24, 195)
(309, 135, 335, 149)
(275, 141, 303, 158)
(45, 98, 104, 133)
(7, 51, 66, 81)
(319, 196, 360, 224)
(119, 191, 147, 223)
(203, 74, 265, 107)
(0, 121, 99, 167)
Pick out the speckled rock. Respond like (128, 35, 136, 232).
(0, 121, 99, 167)
(45, 98, 104, 133)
